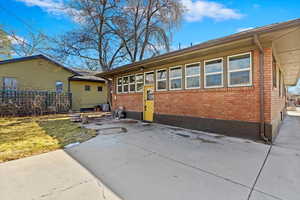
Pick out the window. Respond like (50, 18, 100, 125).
(228, 53, 252, 87)
(97, 86, 103, 92)
(169, 66, 182, 90)
(156, 69, 167, 91)
(123, 76, 129, 93)
(3, 77, 17, 90)
(117, 77, 122, 93)
(129, 75, 136, 92)
(273, 57, 277, 88)
(204, 59, 223, 88)
(185, 63, 200, 89)
(136, 74, 144, 92)
(55, 81, 63, 93)
(145, 72, 154, 85)
(85, 85, 91, 91)
(146, 88, 154, 100)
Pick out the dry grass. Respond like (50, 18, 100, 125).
(0, 114, 97, 163)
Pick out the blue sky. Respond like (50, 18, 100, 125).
(1, 0, 300, 50)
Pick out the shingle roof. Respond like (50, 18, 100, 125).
(69, 75, 105, 83)
(71, 68, 101, 76)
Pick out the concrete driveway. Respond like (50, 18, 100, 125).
(1, 113, 299, 200)
(0, 150, 103, 200)
(65, 114, 300, 200)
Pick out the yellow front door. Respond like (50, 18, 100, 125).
(143, 85, 154, 121)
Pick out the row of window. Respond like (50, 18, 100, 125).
(117, 52, 252, 93)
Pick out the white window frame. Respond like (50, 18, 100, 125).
(3, 77, 18, 90)
(135, 73, 144, 93)
(55, 81, 64, 93)
(169, 66, 182, 90)
(122, 76, 129, 93)
(227, 52, 252, 87)
(156, 69, 167, 91)
(204, 58, 224, 88)
(116, 77, 123, 94)
(185, 62, 201, 89)
(144, 71, 154, 86)
(129, 75, 136, 93)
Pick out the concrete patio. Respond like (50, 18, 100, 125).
(1, 112, 299, 200)
(65, 113, 300, 200)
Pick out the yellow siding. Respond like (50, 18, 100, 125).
(70, 81, 107, 111)
(0, 58, 73, 91)
(0, 58, 108, 111)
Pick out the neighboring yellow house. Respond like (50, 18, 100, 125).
(69, 70, 108, 111)
(0, 54, 107, 111)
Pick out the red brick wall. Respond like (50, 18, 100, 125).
(154, 87, 260, 122)
(113, 93, 143, 112)
(112, 48, 278, 124)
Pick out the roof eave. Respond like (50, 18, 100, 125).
(97, 18, 300, 78)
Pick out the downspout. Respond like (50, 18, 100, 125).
(254, 34, 270, 143)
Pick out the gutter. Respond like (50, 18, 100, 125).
(254, 34, 270, 143)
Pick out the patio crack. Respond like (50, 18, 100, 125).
(247, 144, 273, 200)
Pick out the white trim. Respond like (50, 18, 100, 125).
(185, 62, 201, 89)
(122, 76, 129, 93)
(135, 73, 144, 93)
(116, 77, 123, 94)
(204, 58, 224, 88)
(129, 74, 136, 93)
(169, 66, 182, 90)
(227, 52, 252, 87)
(156, 68, 167, 91)
(144, 71, 154, 86)
(3, 77, 18, 90)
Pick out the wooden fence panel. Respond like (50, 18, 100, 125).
(0, 89, 72, 116)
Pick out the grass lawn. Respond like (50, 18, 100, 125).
(0, 114, 97, 163)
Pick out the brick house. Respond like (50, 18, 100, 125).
(98, 18, 300, 142)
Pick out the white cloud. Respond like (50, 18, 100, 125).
(236, 27, 254, 32)
(181, 0, 242, 22)
(15, 0, 66, 15)
(15, 0, 85, 23)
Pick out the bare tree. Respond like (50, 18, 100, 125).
(111, 0, 184, 62)
(51, 0, 126, 72)
(53, 0, 184, 71)
(0, 28, 12, 60)
(11, 32, 48, 56)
